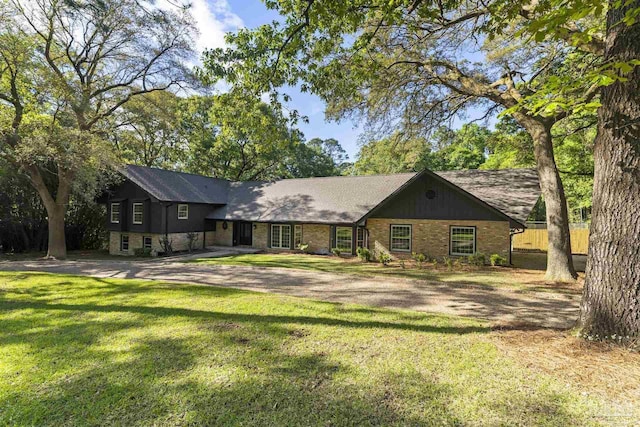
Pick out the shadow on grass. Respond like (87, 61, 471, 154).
(0, 273, 594, 426)
(0, 299, 488, 335)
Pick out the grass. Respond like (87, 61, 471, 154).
(190, 253, 579, 293)
(0, 271, 612, 426)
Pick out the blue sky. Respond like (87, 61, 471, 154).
(187, 0, 494, 159)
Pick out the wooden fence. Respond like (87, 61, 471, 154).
(512, 226, 590, 254)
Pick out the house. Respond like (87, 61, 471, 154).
(102, 165, 540, 261)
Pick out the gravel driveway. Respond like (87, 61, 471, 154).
(0, 259, 580, 329)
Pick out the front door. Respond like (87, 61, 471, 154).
(233, 221, 253, 246)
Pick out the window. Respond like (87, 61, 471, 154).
(271, 224, 291, 249)
(120, 234, 129, 251)
(132, 203, 143, 224)
(294, 225, 303, 248)
(356, 227, 366, 248)
(143, 236, 152, 250)
(390, 225, 412, 252)
(335, 226, 352, 252)
(450, 226, 476, 255)
(177, 204, 188, 220)
(110, 203, 120, 223)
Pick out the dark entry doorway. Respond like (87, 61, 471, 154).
(233, 221, 253, 246)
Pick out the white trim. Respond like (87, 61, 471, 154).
(270, 224, 291, 249)
(143, 236, 153, 250)
(120, 234, 129, 251)
(110, 203, 120, 224)
(335, 226, 353, 252)
(390, 224, 412, 252)
(450, 226, 476, 256)
(177, 204, 189, 220)
(294, 224, 303, 247)
(132, 203, 143, 225)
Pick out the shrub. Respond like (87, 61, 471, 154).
(411, 252, 427, 269)
(186, 231, 199, 253)
(158, 236, 173, 256)
(467, 252, 486, 267)
(356, 246, 371, 262)
(443, 256, 453, 270)
(490, 253, 508, 266)
(297, 243, 310, 253)
(378, 252, 391, 266)
(133, 248, 152, 257)
(331, 247, 341, 257)
(432, 259, 438, 269)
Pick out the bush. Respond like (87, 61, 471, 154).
(186, 231, 199, 253)
(490, 253, 508, 266)
(133, 248, 152, 257)
(443, 256, 453, 270)
(297, 243, 310, 253)
(158, 236, 173, 256)
(411, 252, 427, 269)
(378, 252, 391, 266)
(467, 252, 486, 267)
(331, 247, 341, 257)
(356, 246, 371, 262)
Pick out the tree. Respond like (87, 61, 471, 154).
(289, 137, 349, 177)
(576, 0, 640, 345)
(203, 0, 586, 280)
(0, 0, 195, 258)
(113, 91, 185, 168)
(182, 91, 303, 181)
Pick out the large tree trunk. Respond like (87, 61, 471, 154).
(46, 204, 67, 259)
(578, 0, 640, 345)
(517, 116, 577, 281)
(26, 165, 69, 259)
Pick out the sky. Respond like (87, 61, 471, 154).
(184, 0, 493, 160)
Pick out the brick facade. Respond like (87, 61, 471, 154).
(299, 224, 331, 253)
(365, 218, 510, 260)
(109, 231, 205, 255)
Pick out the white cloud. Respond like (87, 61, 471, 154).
(158, 0, 243, 54)
(189, 0, 243, 53)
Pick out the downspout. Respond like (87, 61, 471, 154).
(509, 227, 525, 266)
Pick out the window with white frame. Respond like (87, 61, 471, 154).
(143, 236, 153, 250)
(294, 225, 303, 248)
(120, 234, 129, 251)
(177, 204, 188, 220)
(132, 203, 143, 224)
(271, 224, 291, 249)
(356, 227, 366, 248)
(335, 227, 352, 252)
(110, 203, 120, 223)
(450, 226, 476, 255)
(390, 224, 411, 252)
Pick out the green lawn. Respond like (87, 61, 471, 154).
(0, 272, 606, 426)
(190, 253, 563, 292)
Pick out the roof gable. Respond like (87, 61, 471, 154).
(122, 165, 229, 204)
(207, 173, 418, 224)
(435, 168, 540, 225)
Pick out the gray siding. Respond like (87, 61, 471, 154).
(105, 180, 220, 234)
(370, 174, 505, 222)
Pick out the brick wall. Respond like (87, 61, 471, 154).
(300, 224, 331, 253)
(109, 231, 205, 255)
(213, 221, 233, 246)
(253, 223, 268, 248)
(366, 218, 510, 260)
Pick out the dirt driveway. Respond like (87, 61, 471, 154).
(0, 259, 581, 329)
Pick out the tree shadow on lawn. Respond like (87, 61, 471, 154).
(0, 274, 596, 425)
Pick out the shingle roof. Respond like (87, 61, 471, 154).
(122, 165, 229, 204)
(207, 173, 419, 223)
(435, 168, 540, 224)
(119, 165, 540, 226)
